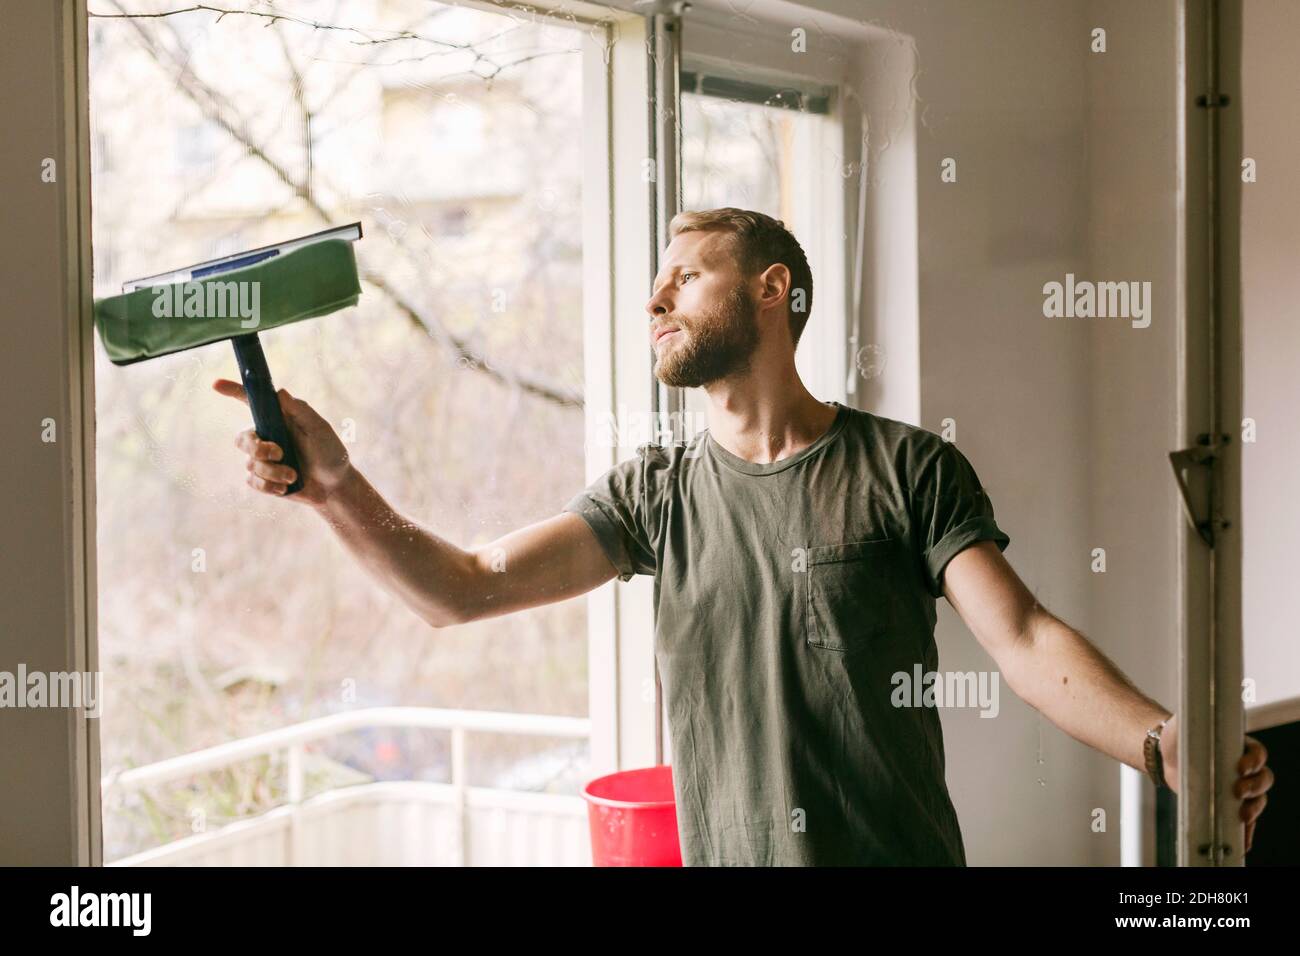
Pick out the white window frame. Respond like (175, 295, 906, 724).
(577, 5, 662, 775)
(575, 1, 870, 772)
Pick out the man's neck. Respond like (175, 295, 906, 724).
(701, 366, 838, 465)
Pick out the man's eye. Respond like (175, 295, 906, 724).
(681, 272, 697, 283)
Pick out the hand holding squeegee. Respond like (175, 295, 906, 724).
(212, 379, 354, 504)
(93, 222, 363, 496)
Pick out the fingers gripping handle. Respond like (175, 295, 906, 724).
(230, 333, 304, 496)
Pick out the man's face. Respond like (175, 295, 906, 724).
(645, 230, 760, 388)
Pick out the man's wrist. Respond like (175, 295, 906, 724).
(313, 463, 362, 519)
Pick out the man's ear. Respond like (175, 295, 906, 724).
(757, 263, 792, 313)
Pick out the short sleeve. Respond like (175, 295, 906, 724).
(563, 449, 658, 582)
(910, 438, 1010, 598)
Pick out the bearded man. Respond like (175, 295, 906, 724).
(216, 207, 1271, 866)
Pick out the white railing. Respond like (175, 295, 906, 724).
(102, 706, 594, 867)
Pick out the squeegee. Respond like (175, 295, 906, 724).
(94, 222, 363, 496)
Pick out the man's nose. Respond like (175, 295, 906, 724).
(645, 287, 671, 318)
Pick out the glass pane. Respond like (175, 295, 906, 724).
(89, 0, 588, 862)
(680, 88, 842, 420)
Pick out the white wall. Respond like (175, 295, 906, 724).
(1241, 0, 1300, 715)
(1082, 0, 1183, 864)
(825, 0, 1184, 864)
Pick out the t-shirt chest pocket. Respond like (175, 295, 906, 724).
(804, 537, 908, 653)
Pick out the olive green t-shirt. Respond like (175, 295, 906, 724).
(564, 401, 1010, 866)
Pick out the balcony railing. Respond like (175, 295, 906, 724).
(101, 706, 594, 866)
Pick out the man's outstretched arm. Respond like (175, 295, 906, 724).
(215, 379, 618, 628)
(318, 470, 617, 627)
(941, 540, 1272, 850)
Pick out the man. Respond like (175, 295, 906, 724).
(215, 207, 1271, 866)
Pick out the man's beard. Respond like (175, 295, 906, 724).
(653, 284, 760, 388)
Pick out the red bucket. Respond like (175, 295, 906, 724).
(581, 765, 682, 866)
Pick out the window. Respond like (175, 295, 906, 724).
(90, 0, 591, 862)
(680, 63, 847, 418)
(83, 0, 854, 864)
(174, 121, 217, 171)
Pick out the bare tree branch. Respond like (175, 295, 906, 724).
(414, 49, 579, 81)
(103, 0, 584, 409)
(311, 8, 454, 114)
(274, 24, 315, 205)
(89, 3, 462, 50)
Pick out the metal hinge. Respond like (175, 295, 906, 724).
(1199, 841, 1232, 865)
(1169, 433, 1231, 547)
(1196, 93, 1231, 108)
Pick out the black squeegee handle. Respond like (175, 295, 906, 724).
(230, 333, 305, 496)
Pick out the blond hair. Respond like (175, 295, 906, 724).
(668, 207, 814, 348)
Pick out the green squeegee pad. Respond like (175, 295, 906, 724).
(94, 237, 361, 365)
